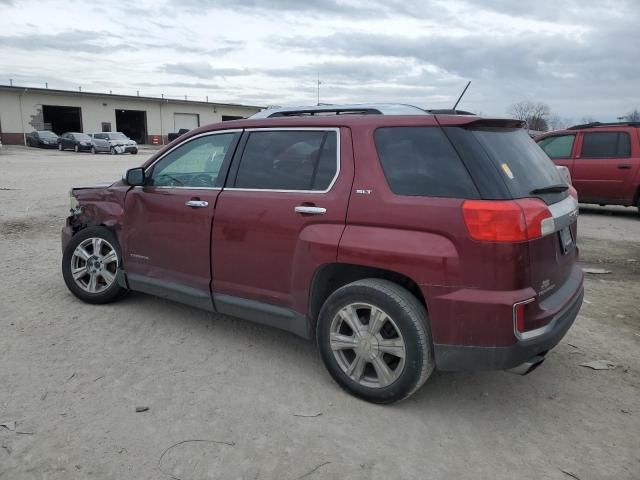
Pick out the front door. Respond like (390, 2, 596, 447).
(572, 130, 634, 203)
(212, 127, 353, 315)
(122, 131, 240, 307)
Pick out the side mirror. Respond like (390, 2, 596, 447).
(124, 167, 146, 186)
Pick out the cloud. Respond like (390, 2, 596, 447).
(159, 62, 250, 79)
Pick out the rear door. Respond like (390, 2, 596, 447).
(122, 130, 240, 307)
(211, 127, 353, 316)
(469, 128, 578, 298)
(572, 130, 633, 203)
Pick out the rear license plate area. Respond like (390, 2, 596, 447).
(558, 227, 573, 255)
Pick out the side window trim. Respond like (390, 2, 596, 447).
(143, 129, 243, 190)
(225, 127, 341, 194)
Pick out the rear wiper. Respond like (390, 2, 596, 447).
(530, 184, 568, 195)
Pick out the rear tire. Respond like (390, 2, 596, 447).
(58, 143, 63, 151)
(74, 144, 79, 153)
(316, 279, 434, 404)
(62, 226, 127, 304)
(91, 146, 97, 154)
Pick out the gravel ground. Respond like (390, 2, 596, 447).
(1, 146, 639, 480)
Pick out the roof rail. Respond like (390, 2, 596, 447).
(250, 103, 428, 119)
(567, 121, 640, 130)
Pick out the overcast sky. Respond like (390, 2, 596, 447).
(1, 0, 638, 121)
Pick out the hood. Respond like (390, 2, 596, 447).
(72, 182, 114, 192)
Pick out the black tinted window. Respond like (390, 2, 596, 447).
(581, 132, 630, 158)
(235, 130, 337, 190)
(374, 127, 479, 198)
(470, 128, 563, 198)
(537, 134, 575, 159)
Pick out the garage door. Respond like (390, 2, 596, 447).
(174, 113, 200, 131)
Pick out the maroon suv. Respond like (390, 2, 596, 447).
(61, 105, 583, 403)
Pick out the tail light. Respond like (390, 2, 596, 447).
(462, 199, 553, 242)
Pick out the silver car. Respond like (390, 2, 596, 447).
(89, 132, 138, 155)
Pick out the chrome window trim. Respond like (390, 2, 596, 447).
(143, 129, 242, 191)
(225, 127, 341, 194)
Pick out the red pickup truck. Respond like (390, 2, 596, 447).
(536, 122, 640, 214)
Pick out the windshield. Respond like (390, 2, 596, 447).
(106, 133, 127, 140)
(469, 128, 564, 199)
(38, 131, 58, 138)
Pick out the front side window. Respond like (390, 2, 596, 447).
(374, 126, 479, 197)
(234, 130, 338, 191)
(581, 132, 631, 158)
(537, 134, 575, 159)
(149, 133, 236, 188)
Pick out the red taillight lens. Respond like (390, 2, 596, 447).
(462, 199, 553, 242)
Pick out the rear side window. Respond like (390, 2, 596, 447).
(537, 134, 575, 159)
(374, 127, 479, 198)
(581, 132, 630, 158)
(234, 130, 337, 191)
(470, 128, 563, 198)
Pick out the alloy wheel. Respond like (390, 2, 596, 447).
(70, 237, 118, 293)
(329, 303, 406, 388)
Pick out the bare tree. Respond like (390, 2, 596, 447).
(547, 114, 567, 131)
(624, 108, 640, 122)
(508, 101, 551, 131)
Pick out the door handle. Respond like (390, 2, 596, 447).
(185, 200, 208, 208)
(617, 164, 632, 170)
(294, 205, 326, 215)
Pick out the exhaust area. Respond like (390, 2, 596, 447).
(508, 355, 546, 375)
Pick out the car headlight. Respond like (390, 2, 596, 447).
(69, 190, 81, 215)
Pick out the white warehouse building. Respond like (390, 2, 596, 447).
(0, 85, 262, 145)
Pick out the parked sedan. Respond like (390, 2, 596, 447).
(26, 131, 59, 148)
(58, 132, 94, 152)
(89, 132, 138, 155)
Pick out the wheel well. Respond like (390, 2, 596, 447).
(308, 263, 427, 324)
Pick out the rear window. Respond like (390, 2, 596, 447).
(469, 128, 564, 198)
(537, 134, 575, 159)
(581, 132, 630, 158)
(374, 127, 479, 198)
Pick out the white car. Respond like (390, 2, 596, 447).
(89, 132, 138, 155)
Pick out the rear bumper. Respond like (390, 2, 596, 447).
(434, 282, 584, 371)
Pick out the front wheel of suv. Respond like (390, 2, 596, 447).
(316, 279, 434, 403)
(62, 226, 127, 304)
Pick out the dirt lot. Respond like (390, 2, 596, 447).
(1, 146, 639, 480)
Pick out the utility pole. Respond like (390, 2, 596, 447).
(317, 73, 322, 106)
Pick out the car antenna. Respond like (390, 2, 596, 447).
(452, 81, 471, 111)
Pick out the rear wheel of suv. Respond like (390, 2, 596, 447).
(316, 279, 434, 403)
(62, 226, 127, 304)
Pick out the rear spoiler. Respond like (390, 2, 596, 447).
(434, 115, 525, 129)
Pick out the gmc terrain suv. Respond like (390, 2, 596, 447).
(61, 104, 583, 403)
(536, 121, 640, 214)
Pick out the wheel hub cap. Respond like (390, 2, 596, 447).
(357, 333, 379, 360)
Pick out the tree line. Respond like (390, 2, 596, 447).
(508, 101, 640, 132)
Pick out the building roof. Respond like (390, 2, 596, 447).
(0, 84, 264, 110)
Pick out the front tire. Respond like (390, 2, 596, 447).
(58, 143, 63, 151)
(74, 144, 79, 152)
(316, 279, 434, 404)
(62, 226, 127, 304)
(110, 146, 116, 155)
(91, 146, 97, 154)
